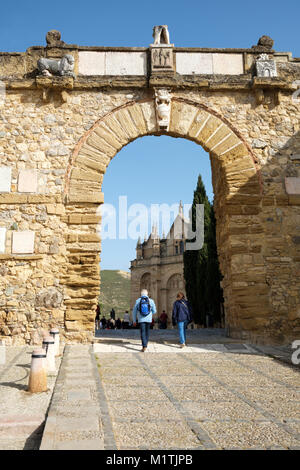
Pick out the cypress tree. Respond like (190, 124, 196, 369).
(184, 175, 223, 325)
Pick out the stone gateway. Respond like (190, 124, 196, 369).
(0, 29, 300, 345)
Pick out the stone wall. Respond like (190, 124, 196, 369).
(0, 34, 300, 344)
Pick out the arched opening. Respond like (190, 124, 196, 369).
(64, 97, 266, 343)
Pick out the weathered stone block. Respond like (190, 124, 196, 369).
(65, 320, 82, 332)
(94, 125, 123, 151)
(104, 115, 133, 145)
(285, 177, 300, 195)
(170, 101, 198, 136)
(68, 192, 104, 204)
(212, 54, 244, 75)
(139, 102, 157, 133)
(71, 168, 102, 183)
(187, 111, 210, 139)
(114, 109, 139, 140)
(0, 167, 12, 193)
(18, 169, 38, 193)
(76, 155, 107, 174)
(77, 233, 100, 243)
(0, 194, 27, 204)
(176, 52, 213, 74)
(12, 231, 35, 254)
(197, 116, 223, 147)
(105, 52, 147, 76)
(128, 105, 147, 135)
(78, 51, 105, 75)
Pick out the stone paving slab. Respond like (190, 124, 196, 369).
(0, 346, 61, 450)
(95, 347, 300, 450)
(40, 345, 108, 450)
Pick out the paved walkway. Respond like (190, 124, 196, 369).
(1, 330, 299, 450)
(0, 346, 60, 450)
(40, 345, 107, 450)
(94, 346, 300, 449)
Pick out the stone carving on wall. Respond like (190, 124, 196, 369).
(36, 288, 63, 309)
(152, 25, 170, 45)
(154, 88, 171, 131)
(256, 53, 277, 78)
(151, 48, 173, 70)
(37, 54, 75, 78)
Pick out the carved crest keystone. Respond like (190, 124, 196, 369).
(256, 53, 277, 78)
(154, 88, 171, 131)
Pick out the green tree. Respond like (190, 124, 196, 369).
(184, 175, 223, 325)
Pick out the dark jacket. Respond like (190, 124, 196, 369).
(172, 298, 193, 324)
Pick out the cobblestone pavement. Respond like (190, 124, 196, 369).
(94, 336, 300, 450)
(0, 346, 61, 450)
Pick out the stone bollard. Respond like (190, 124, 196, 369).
(28, 349, 47, 393)
(50, 328, 60, 357)
(42, 336, 56, 373)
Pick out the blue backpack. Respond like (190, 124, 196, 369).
(139, 296, 151, 316)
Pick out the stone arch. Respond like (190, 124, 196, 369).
(140, 272, 152, 295)
(65, 98, 261, 200)
(64, 97, 267, 342)
(167, 273, 183, 291)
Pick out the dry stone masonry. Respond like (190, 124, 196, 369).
(0, 28, 300, 345)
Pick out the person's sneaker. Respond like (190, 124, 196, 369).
(180, 343, 185, 348)
(141, 347, 147, 352)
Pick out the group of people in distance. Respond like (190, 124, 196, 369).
(95, 290, 193, 352)
(95, 306, 133, 330)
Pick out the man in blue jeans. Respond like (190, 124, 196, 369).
(172, 292, 193, 348)
(132, 289, 157, 352)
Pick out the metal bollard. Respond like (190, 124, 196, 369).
(42, 336, 56, 373)
(50, 328, 60, 357)
(28, 348, 47, 393)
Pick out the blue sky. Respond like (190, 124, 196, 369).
(0, 0, 300, 55)
(1, 0, 299, 271)
(101, 137, 212, 271)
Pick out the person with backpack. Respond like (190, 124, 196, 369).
(172, 292, 193, 348)
(132, 289, 157, 352)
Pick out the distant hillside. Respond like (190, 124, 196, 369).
(99, 270, 131, 319)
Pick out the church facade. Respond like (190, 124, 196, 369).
(130, 206, 187, 325)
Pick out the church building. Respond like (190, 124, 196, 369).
(130, 203, 187, 325)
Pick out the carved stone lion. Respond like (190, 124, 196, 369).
(37, 54, 75, 78)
